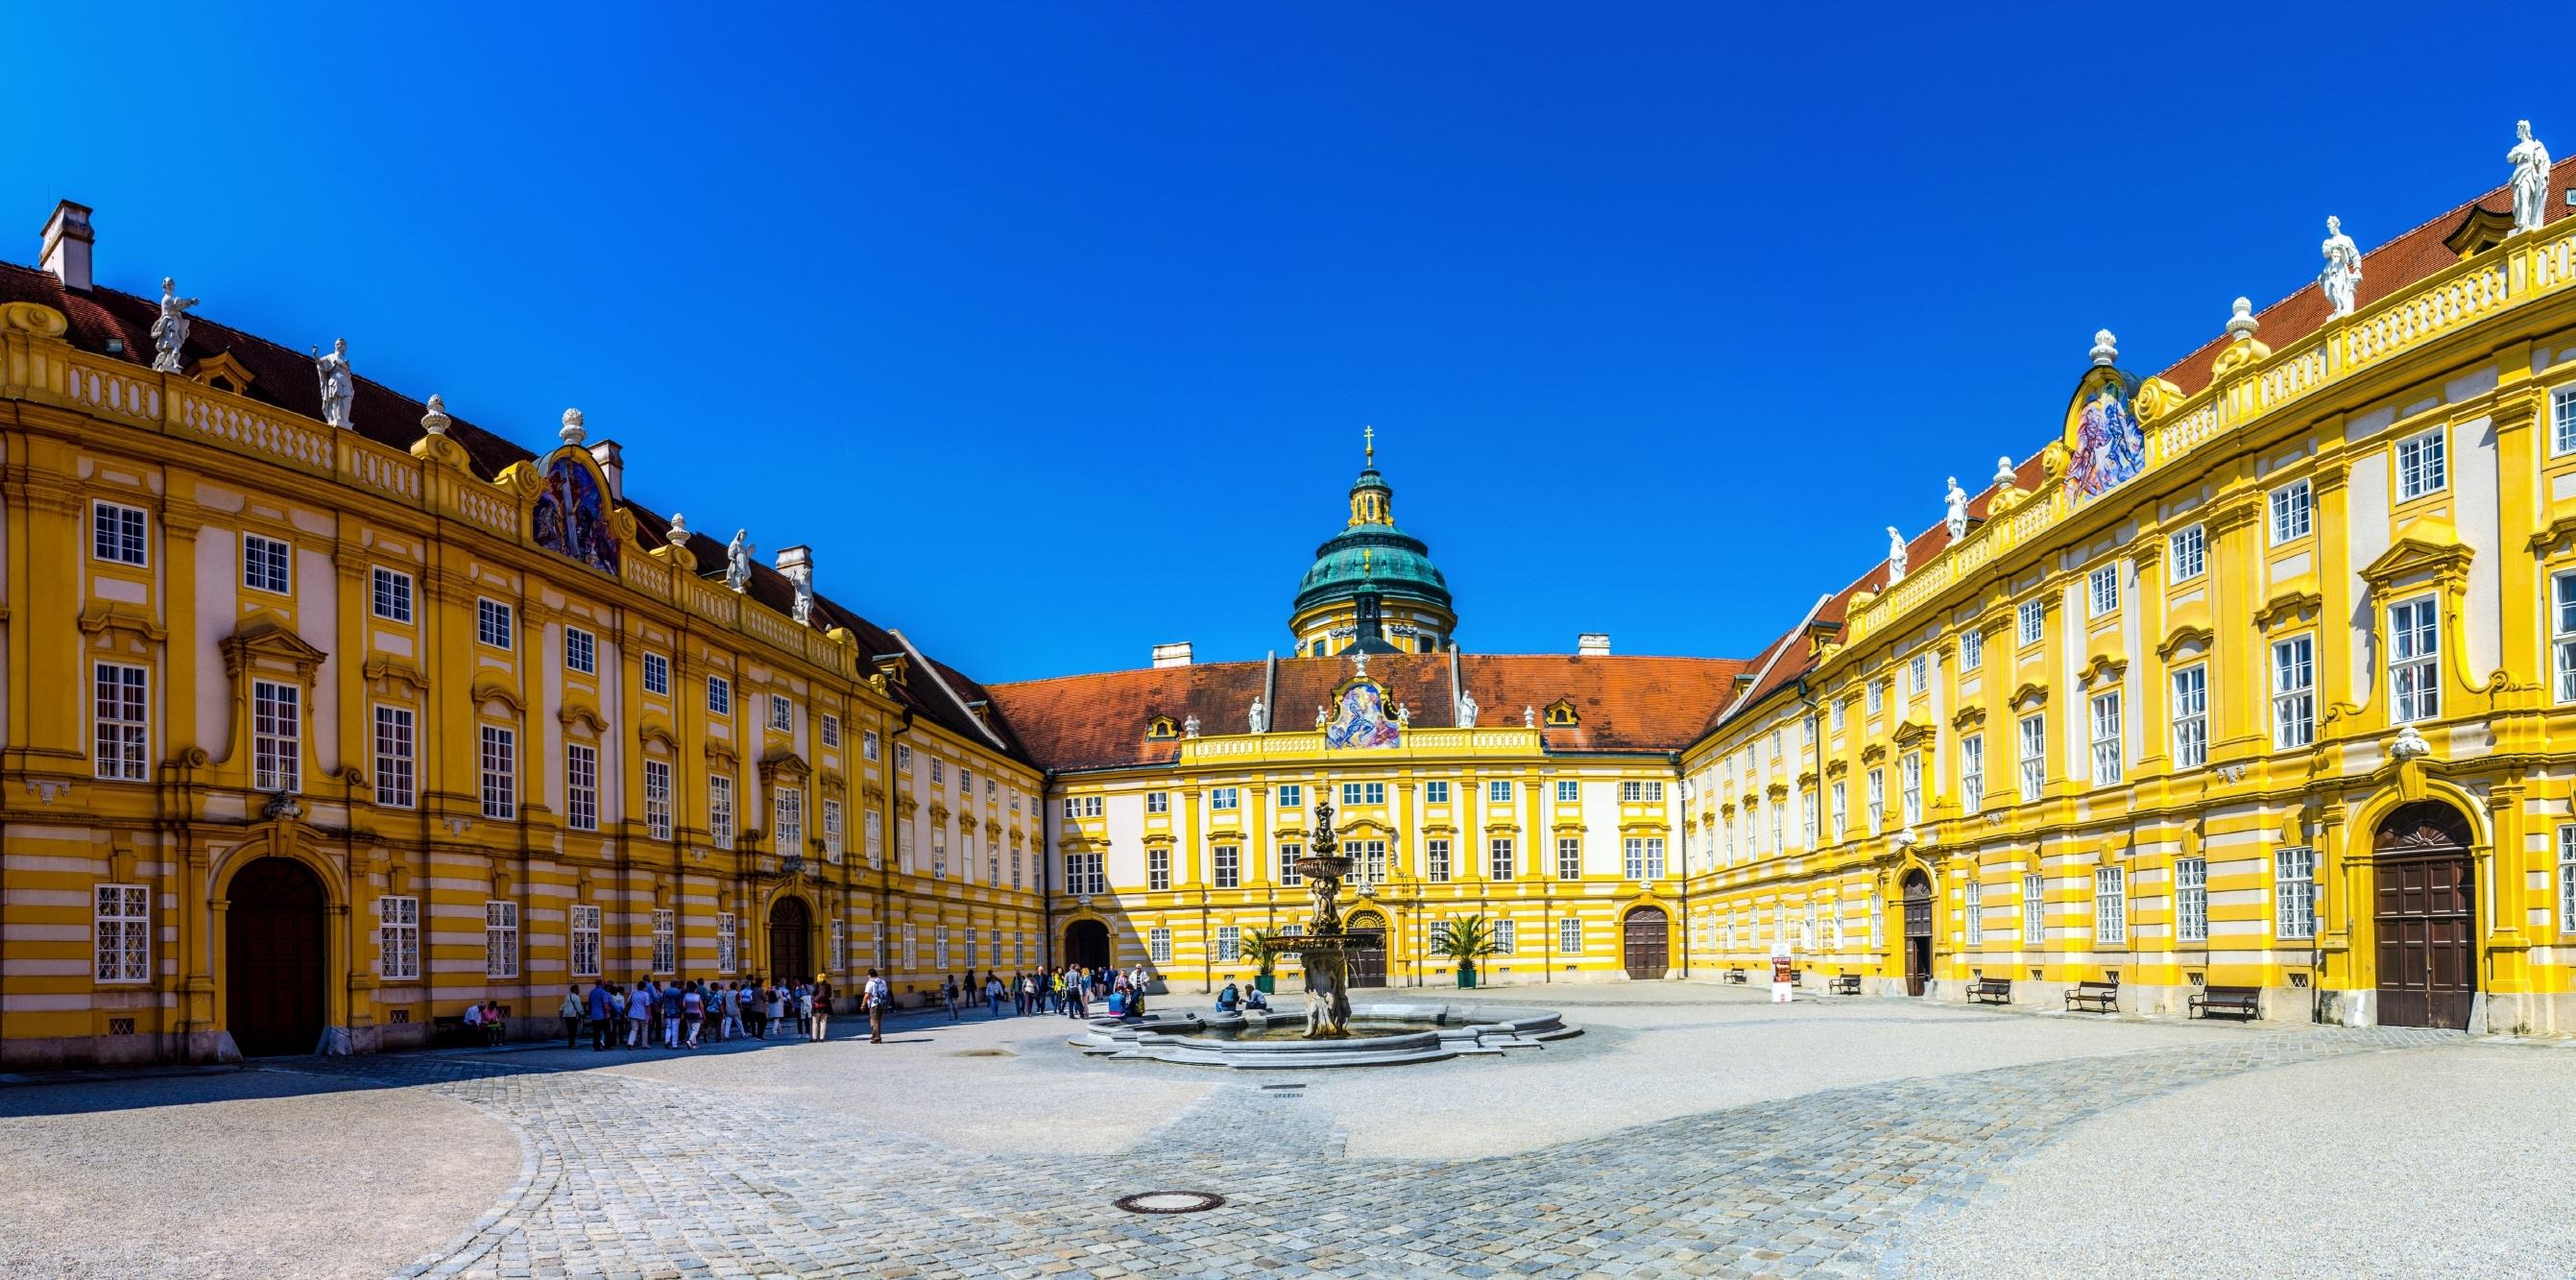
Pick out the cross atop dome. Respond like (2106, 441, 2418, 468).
(1364, 424, 1374, 468)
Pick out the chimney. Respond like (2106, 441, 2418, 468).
(587, 439, 624, 499)
(1151, 641, 1193, 668)
(39, 200, 93, 292)
(1577, 633, 1610, 656)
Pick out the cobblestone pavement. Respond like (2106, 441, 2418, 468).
(267, 1016, 2465, 1279)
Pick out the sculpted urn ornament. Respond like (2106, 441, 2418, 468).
(1942, 477, 1969, 541)
(2509, 119, 2552, 235)
(312, 337, 355, 428)
(725, 530, 753, 592)
(2320, 217, 2362, 318)
(665, 512, 689, 551)
(421, 394, 451, 437)
(150, 277, 199, 373)
(1248, 696, 1267, 734)
(1183, 713, 1201, 738)
(1523, 705, 1536, 729)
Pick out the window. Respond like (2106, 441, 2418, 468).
(477, 598, 513, 649)
(479, 725, 516, 819)
(1489, 780, 1513, 803)
(2089, 691, 2123, 785)
(707, 675, 731, 716)
(2389, 597, 2441, 723)
(238, 533, 291, 594)
(769, 693, 792, 733)
(1800, 789, 1818, 846)
(2273, 636, 2317, 748)
(1962, 627, 1985, 670)
(821, 713, 841, 749)
(2177, 857, 2208, 943)
(641, 652, 670, 696)
(564, 626, 595, 674)
(1556, 780, 1579, 803)
(2559, 827, 2576, 932)
(1831, 698, 1847, 731)
(861, 728, 880, 761)
(651, 909, 675, 974)
(94, 663, 149, 782)
(1146, 790, 1168, 814)
(1866, 679, 1887, 715)
(1621, 780, 1665, 802)
(1068, 850, 1106, 897)
(1214, 844, 1240, 889)
(2168, 523, 2206, 581)
(896, 743, 911, 772)
(1360, 840, 1387, 884)
(1559, 918, 1583, 956)
(1960, 735, 1984, 813)
(1487, 837, 1513, 882)
(1278, 784, 1302, 809)
(1062, 795, 1103, 819)
(1216, 925, 1240, 963)
(831, 920, 847, 974)
(1829, 781, 1847, 844)
(2018, 714, 2046, 798)
(371, 567, 414, 622)
(1147, 847, 1170, 891)
(1338, 782, 1384, 807)
(2092, 867, 2126, 946)
(2275, 847, 2317, 939)
(92, 500, 147, 566)
(929, 759, 944, 785)
(1866, 767, 1886, 833)
(378, 895, 420, 980)
(2556, 573, 2576, 704)
(1149, 927, 1172, 964)
(930, 829, 946, 880)
(644, 760, 673, 840)
(252, 680, 301, 793)
(2171, 666, 2208, 769)
(865, 810, 883, 869)
(570, 904, 601, 978)
(1278, 843, 1303, 886)
(1493, 920, 1517, 954)
(485, 900, 520, 978)
(2395, 426, 2447, 499)
(715, 912, 737, 973)
(94, 884, 150, 982)
(2556, 384, 2576, 454)
(1428, 838, 1452, 882)
(1623, 836, 1666, 880)
(823, 799, 843, 859)
(2017, 599, 2045, 646)
(1901, 753, 1923, 826)
(1964, 879, 1983, 946)
(2270, 478, 2313, 543)
(2087, 564, 2120, 617)
(1870, 893, 1885, 948)
(566, 743, 598, 832)
(773, 787, 803, 855)
(2023, 872, 2044, 941)
(1211, 786, 1240, 811)
(708, 774, 734, 849)
(1909, 653, 1929, 695)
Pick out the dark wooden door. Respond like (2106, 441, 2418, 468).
(1064, 919, 1110, 969)
(226, 857, 326, 1057)
(1344, 914, 1386, 987)
(769, 897, 812, 983)
(2374, 804, 2474, 1030)
(1623, 907, 1670, 979)
(1901, 871, 1934, 997)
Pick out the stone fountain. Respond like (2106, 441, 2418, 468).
(1281, 796, 1357, 1038)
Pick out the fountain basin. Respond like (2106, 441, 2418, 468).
(1070, 1001, 1577, 1069)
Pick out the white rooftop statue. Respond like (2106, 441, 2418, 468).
(725, 530, 752, 592)
(2510, 119, 2552, 235)
(1943, 477, 1968, 541)
(1183, 713, 1200, 739)
(2320, 218, 2361, 319)
(1248, 696, 1268, 735)
(313, 338, 354, 428)
(1886, 526, 1908, 583)
(1457, 688, 1480, 729)
(150, 277, 199, 374)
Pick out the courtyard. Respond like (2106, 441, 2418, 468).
(2, 985, 2567, 1279)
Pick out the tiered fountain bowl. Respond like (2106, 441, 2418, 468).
(1069, 1000, 1577, 1069)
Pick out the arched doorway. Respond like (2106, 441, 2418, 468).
(2373, 801, 2476, 1029)
(1064, 918, 1111, 969)
(1623, 906, 1670, 979)
(1345, 911, 1387, 988)
(226, 857, 326, 1056)
(768, 897, 813, 983)
(1900, 870, 1934, 997)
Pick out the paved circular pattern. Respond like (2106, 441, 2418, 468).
(1114, 1190, 1227, 1215)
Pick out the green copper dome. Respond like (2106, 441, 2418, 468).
(1290, 463, 1454, 619)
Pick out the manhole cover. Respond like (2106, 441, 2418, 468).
(1114, 1191, 1226, 1215)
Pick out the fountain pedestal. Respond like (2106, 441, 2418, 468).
(1275, 801, 1357, 1039)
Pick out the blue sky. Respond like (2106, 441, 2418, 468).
(8, 6, 2555, 681)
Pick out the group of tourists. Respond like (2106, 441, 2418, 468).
(924, 964, 1156, 1020)
(550, 976, 834, 1051)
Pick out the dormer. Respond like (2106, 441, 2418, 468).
(1543, 699, 1578, 728)
(187, 350, 256, 396)
(1145, 714, 1180, 740)
(872, 652, 909, 688)
(2443, 205, 2517, 259)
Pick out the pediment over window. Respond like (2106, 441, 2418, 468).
(1890, 718, 1934, 748)
(469, 675, 525, 714)
(2358, 519, 2472, 594)
(1824, 759, 1849, 778)
(221, 621, 326, 682)
(1145, 714, 1180, 740)
(362, 653, 429, 693)
(558, 696, 609, 734)
(759, 750, 810, 784)
(81, 603, 167, 645)
(637, 713, 677, 751)
(1859, 743, 1888, 763)
(2155, 623, 2214, 663)
(1948, 705, 1986, 733)
(2076, 649, 2128, 688)
(2009, 682, 2049, 712)
(2444, 205, 2517, 258)
(2253, 577, 2324, 630)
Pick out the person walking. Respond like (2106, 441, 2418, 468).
(862, 968, 889, 1043)
(682, 981, 705, 1050)
(559, 986, 585, 1048)
(587, 979, 614, 1051)
(766, 982, 786, 1040)
(808, 977, 831, 1041)
(984, 973, 1003, 1018)
(660, 981, 683, 1050)
(941, 976, 960, 1021)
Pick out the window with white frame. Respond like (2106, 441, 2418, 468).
(1149, 926, 1172, 964)
(476, 598, 513, 648)
(934, 926, 951, 971)
(1964, 879, 1983, 946)
(861, 728, 880, 761)
(1551, 835, 1578, 880)
(1421, 780, 1448, 805)
(1866, 679, 1887, 715)
(1427, 838, 1452, 882)
(2016, 598, 2045, 646)
(2087, 564, 2119, 617)
(1768, 803, 1783, 853)
(2273, 636, 2317, 748)
(1829, 781, 1847, 843)
(2559, 826, 2576, 932)
(1831, 698, 1847, 731)
(1827, 898, 1844, 950)
(2092, 867, 2126, 945)
(368, 705, 414, 807)
(2270, 478, 2313, 543)
(1488, 779, 1512, 803)
(716, 911, 737, 972)
(1211, 786, 1240, 810)
(774, 786, 804, 855)
(1556, 779, 1579, 803)
(93, 500, 147, 566)
(1486, 837, 1513, 882)
(707, 674, 731, 716)
(1801, 789, 1818, 845)
(831, 918, 848, 973)
(378, 895, 420, 979)
(565, 743, 598, 832)
(242, 533, 291, 595)
(641, 652, 671, 696)
(564, 626, 595, 674)
(928, 759, 943, 785)
(644, 760, 673, 840)
(371, 567, 414, 622)
(930, 828, 946, 879)
(2168, 523, 2206, 581)
(1214, 844, 1240, 889)
(1961, 735, 1984, 813)
(94, 662, 149, 782)
(2275, 847, 2317, 939)
(1559, 917, 1583, 956)
(485, 900, 520, 978)
(2171, 665, 2208, 769)
(2019, 713, 2046, 798)
(1483, 919, 1510, 954)
(651, 909, 675, 973)
(1866, 768, 1886, 832)
(2554, 384, 2576, 454)
(865, 809, 883, 868)
(2176, 857, 2208, 943)
(708, 774, 734, 849)
(1278, 843, 1303, 887)
(1216, 925, 1240, 963)
(1063, 795, 1102, 819)
(1147, 847, 1170, 891)
(1901, 753, 1923, 826)
(822, 798, 843, 859)
(896, 743, 912, 773)
(479, 725, 516, 819)
(1961, 627, 1985, 670)
(1869, 892, 1885, 948)
(1629, 836, 1667, 880)
(1145, 790, 1168, 814)
(2023, 872, 2044, 941)
(769, 693, 792, 733)
(820, 713, 841, 749)
(1621, 780, 1665, 802)
(2395, 426, 2447, 500)
(2088, 691, 2123, 785)
(2555, 572, 2576, 703)
(570, 904, 600, 977)
(1278, 784, 1303, 808)
(94, 883, 150, 982)
(1069, 849, 1106, 896)
(2389, 597, 2441, 723)
(252, 680, 301, 793)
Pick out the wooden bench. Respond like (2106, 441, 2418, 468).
(2190, 984, 2260, 1021)
(1966, 977, 2012, 1004)
(430, 1016, 478, 1047)
(1724, 970, 1747, 985)
(2064, 979, 2120, 1014)
(1827, 974, 1862, 996)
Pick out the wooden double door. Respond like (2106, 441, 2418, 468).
(2373, 803, 2476, 1030)
(769, 898, 813, 983)
(1345, 914, 1386, 987)
(226, 857, 326, 1057)
(1622, 907, 1670, 979)
(1901, 871, 1934, 996)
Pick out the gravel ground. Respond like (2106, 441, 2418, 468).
(0, 1068, 515, 1280)
(1896, 1040, 2576, 1277)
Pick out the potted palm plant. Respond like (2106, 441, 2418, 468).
(1430, 914, 1495, 989)
(1242, 928, 1281, 996)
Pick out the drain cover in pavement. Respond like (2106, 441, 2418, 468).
(1114, 1191, 1226, 1215)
